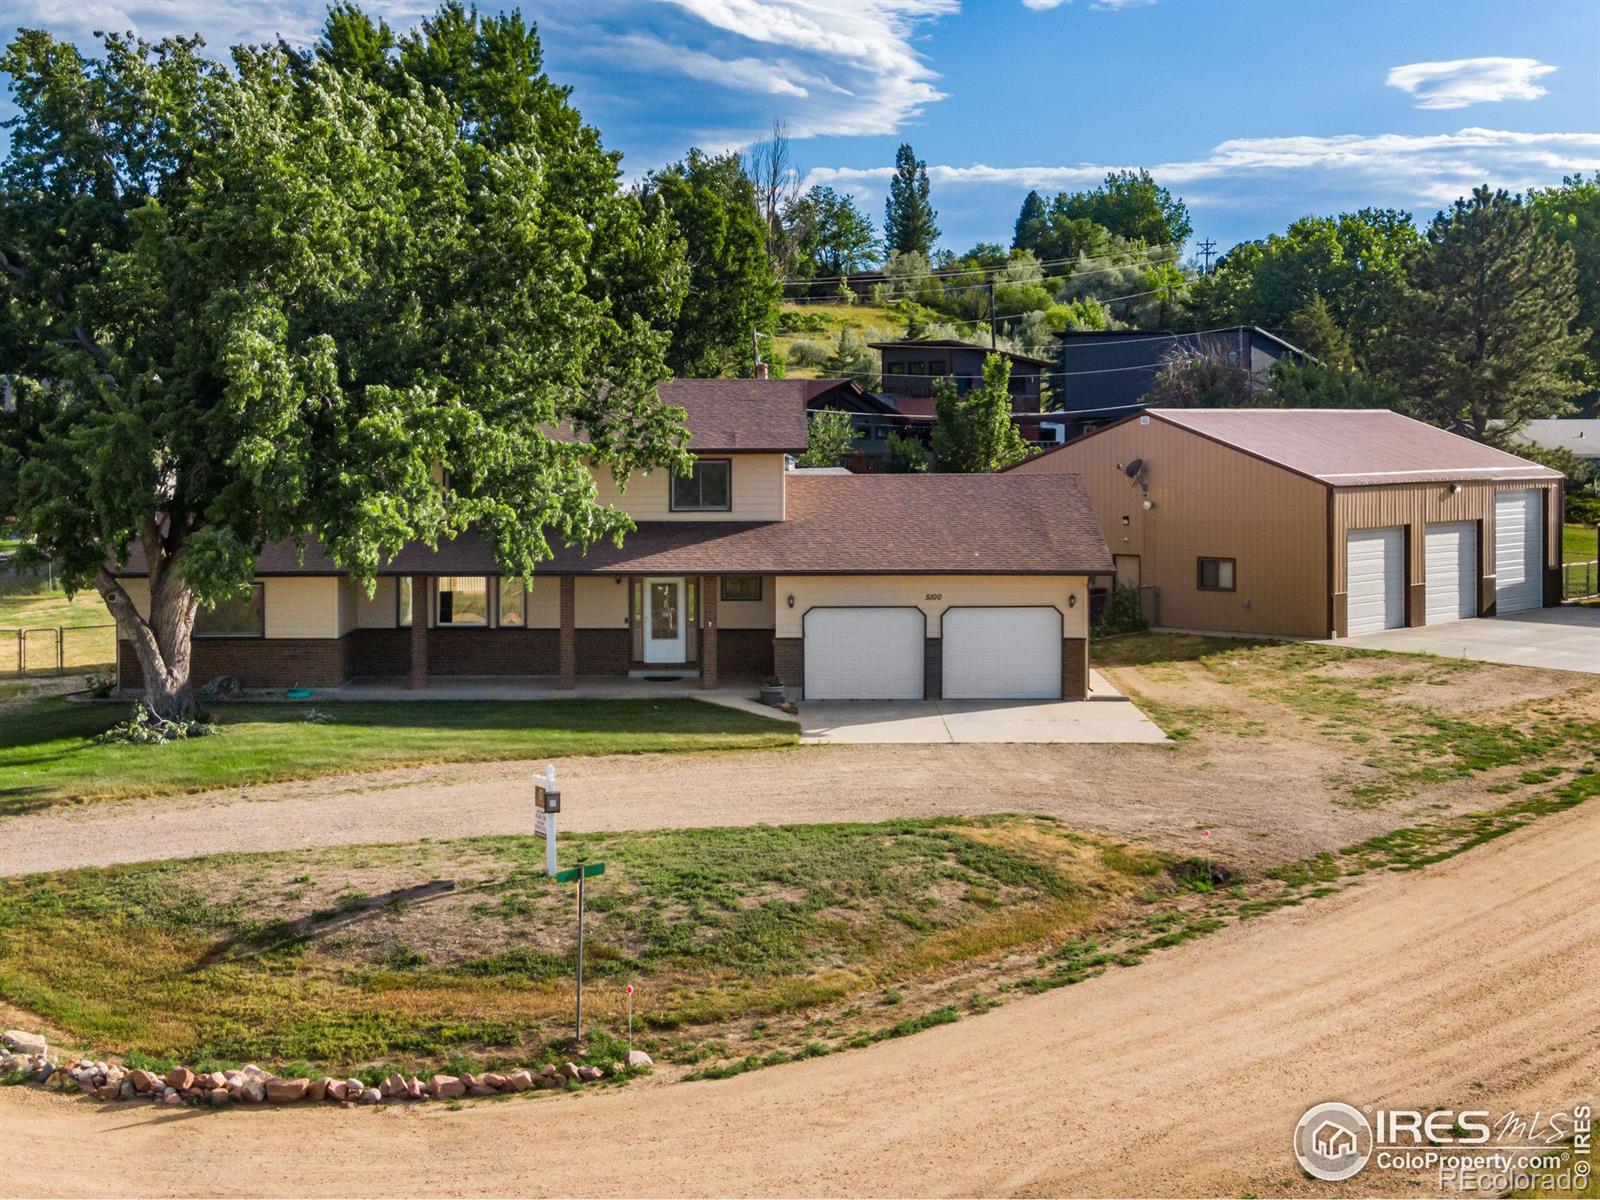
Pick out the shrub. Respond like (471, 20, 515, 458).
(1566, 494, 1600, 525)
(1092, 584, 1147, 637)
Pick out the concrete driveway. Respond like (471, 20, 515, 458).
(1331, 606, 1600, 674)
(799, 670, 1170, 744)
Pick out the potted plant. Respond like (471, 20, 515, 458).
(759, 676, 786, 706)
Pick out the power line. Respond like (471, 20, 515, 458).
(777, 258, 1185, 307)
(780, 245, 1185, 289)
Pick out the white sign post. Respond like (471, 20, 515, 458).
(534, 764, 560, 877)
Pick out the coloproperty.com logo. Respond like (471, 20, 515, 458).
(1294, 1100, 1593, 1191)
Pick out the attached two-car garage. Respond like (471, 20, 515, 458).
(801, 605, 1065, 701)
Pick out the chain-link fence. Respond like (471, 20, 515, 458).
(1564, 560, 1600, 600)
(0, 624, 117, 678)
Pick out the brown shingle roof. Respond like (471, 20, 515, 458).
(116, 474, 1111, 578)
(655, 379, 815, 452)
(1146, 408, 1561, 486)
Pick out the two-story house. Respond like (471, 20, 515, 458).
(869, 339, 1064, 447)
(113, 380, 1113, 701)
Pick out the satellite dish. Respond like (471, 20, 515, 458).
(1123, 458, 1144, 479)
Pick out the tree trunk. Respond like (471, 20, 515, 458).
(94, 534, 199, 719)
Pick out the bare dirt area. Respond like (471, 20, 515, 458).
(3, 770, 1596, 1199)
(4, 641, 1595, 881)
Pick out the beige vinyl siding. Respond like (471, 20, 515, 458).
(1013, 417, 1328, 637)
(525, 576, 561, 628)
(1333, 480, 1559, 626)
(263, 578, 341, 639)
(717, 579, 777, 630)
(355, 577, 398, 628)
(590, 453, 787, 522)
(575, 575, 630, 629)
(774, 575, 1089, 640)
(115, 578, 152, 630)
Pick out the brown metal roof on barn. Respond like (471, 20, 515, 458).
(1143, 408, 1562, 486)
(114, 474, 1112, 577)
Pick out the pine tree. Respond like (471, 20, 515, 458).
(884, 143, 940, 258)
(1387, 186, 1587, 442)
(1013, 190, 1046, 253)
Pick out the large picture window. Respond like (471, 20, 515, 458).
(436, 576, 488, 625)
(195, 584, 264, 637)
(499, 577, 528, 627)
(670, 459, 732, 512)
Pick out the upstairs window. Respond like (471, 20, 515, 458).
(195, 584, 264, 637)
(671, 458, 732, 512)
(437, 576, 488, 625)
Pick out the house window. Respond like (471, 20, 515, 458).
(670, 458, 732, 512)
(397, 577, 414, 627)
(195, 584, 264, 637)
(908, 361, 925, 375)
(499, 577, 528, 626)
(721, 575, 762, 603)
(927, 359, 946, 375)
(436, 576, 488, 625)
(1197, 558, 1236, 592)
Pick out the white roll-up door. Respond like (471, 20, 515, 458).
(1424, 522, 1477, 624)
(942, 607, 1063, 700)
(1494, 490, 1544, 614)
(803, 608, 924, 700)
(1346, 528, 1405, 635)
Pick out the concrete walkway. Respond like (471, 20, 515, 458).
(1328, 606, 1600, 675)
(799, 670, 1169, 744)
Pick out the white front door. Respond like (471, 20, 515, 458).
(643, 577, 686, 663)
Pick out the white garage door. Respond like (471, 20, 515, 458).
(942, 607, 1063, 700)
(803, 608, 924, 700)
(1424, 522, 1477, 625)
(1495, 489, 1544, 614)
(1346, 527, 1405, 635)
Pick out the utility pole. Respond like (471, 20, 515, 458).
(987, 279, 997, 350)
(1197, 237, 1217, 276)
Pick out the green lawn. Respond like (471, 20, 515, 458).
(0, 570, 116, 674)
(0, 698, 797, 815)
(1564, 523, 1598, 562)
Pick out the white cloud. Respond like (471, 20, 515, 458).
(594, 32, 815, 98)
(802, 127, 1600, 208)
(1386, 57, 1556, 110)
(3, 1, 435, 52)
(1020, 0, 1069, 10)
(656, 0, 956, 137)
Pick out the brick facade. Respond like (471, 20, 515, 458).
(1062, 637, 1089, 700)
(119, 638, 352, 691)
(558, 576, 577, 688)
(772, 637, 803, 694)
(699, 575, 719, 689)
(923, 638, 942, 700)
(716, 629, 774, 680)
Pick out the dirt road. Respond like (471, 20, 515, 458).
(0, 737, 1469, 879)
(5, 786, 1597, 1198)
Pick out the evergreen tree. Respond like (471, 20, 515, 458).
(1012, 190, 1047, 253)
(884, 143, 939, 258)
(931, 354, 1029, 472)
(1286, 295, 1354, 369)
(1387, 186, 1587, 442)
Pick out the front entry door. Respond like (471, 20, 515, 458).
(643, 577, 687, 663)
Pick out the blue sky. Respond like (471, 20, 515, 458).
(5, 0, 1599, 258)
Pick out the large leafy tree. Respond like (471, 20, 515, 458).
(931, 354, 1029, 473)
(1530, 174, 1600, 396)
(641, 149, 779, 377)
(884, 142, 939, 258)
(1386, 186, 1587, 442)
(0, 11, 688, 715)
(789, 185, 879, 279)
(1055, 169, 1191, 251)
(1194, 209, 1417, 365)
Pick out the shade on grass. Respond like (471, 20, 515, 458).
(0, 698, 796, 815)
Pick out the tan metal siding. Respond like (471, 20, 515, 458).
(1012, 418, 1329, 636)
(1333, 480, 1561, 625)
